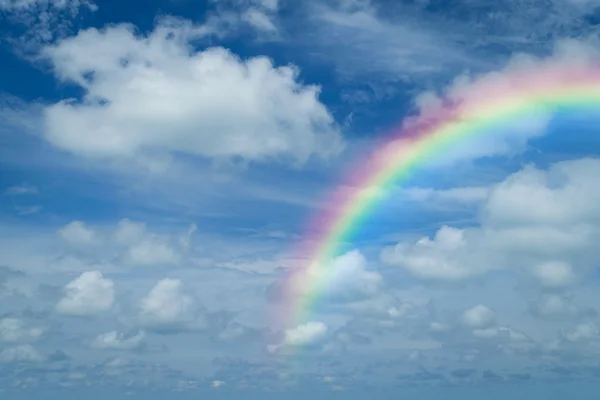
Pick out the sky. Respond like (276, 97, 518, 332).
(2, 0, 600, 398)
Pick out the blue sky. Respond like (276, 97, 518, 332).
(2, 0, 600, 398)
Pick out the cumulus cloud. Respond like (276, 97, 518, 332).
(530, 293, 595, 320)
(284, 321, 328, 346)
(91, 330, 146, 351)
(268, 321, 328, 353)
(532, 261, 576, 288)
(138, 278, 206, 333)
(0, 318, 44, 342)
(123, 239, 179, 267)
(111, 219, 184, 267)
(56, 271, 115, 316)
(58, 221, 99, 248)
(267, 250, 382, 306)
(318, 250, 382, 301)
(381, 226, 483, 281)
(382, 158, 600, 283)
(563, 322, 600, 343)
(41, 20, 343, 167)
(211, 380, 226, 388)
(55, 218, 184, 267)
(462, 305, 495, 329)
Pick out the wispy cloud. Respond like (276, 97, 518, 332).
(294, 0, 600, 84)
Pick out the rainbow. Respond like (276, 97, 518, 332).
(277, 61, 600, 338)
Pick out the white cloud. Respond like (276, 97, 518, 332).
(530, 293, 587, 319)
(564, 322, 599, 342)
(91, 330, 146, 351)
(532, 261, 575, 288)
(304, 0, 482, 79)
(0, 345, 44, 363)
(125, 240, 179, 267)
(112, 219, 147, 246)
(471, 327, 529, 343)
(257, 0, 278, 10)
(284, 321, 328, 346)
(381, 226, 482, 282)
(242, 7, 277, 32)
(138, 278, 205, 332)
(211, 380, 226, 388)
(319, 250, 382, 301)
(0, 318, 44, 343)
(267, 321, 328, 354)
(403, 186, 490, 205)
(54, 219, 184, 268)
(382, 158, 600, 282)
(111, 219, 182, 266)
(0, 0, 95, 11)
(268, 250, 382, 309)
(483, 158, 600, 227)
(56, 270, 115, 316)
(462, 305, 495, 329)
(41, 20, 342, 167)
(0, 0, 98, 48)
(58, 221, 99, 248)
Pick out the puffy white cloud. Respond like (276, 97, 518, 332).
(381, 226, 482, 282)
(319, 250, 382, 301)
(529, 293, 593, 319)
(138, 278, 205, 332)
(111, 219, 182, 266)
(91, 330, 146, 351)
(55, 218, 184, 268)
(532, 261, 575, 288)
(482, 158, 600, 227)
(56, 271, 115, 316)
(211, 380, 226, 388)
(112, 219, 147, 245)
(284, 321, 328, 346)
(58, 221, 98, 248)
(41, 20, 342, 166)
(0, 345, 44, 363)
(124, 240, 179, 267)
(0, 318, 44, 342)
(461, 305, 495, 329)
(267, 321, 328, 354)
(564, 323, 599, 343)
(268, 250, 382, 306)
(382, 158, 600, 283)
